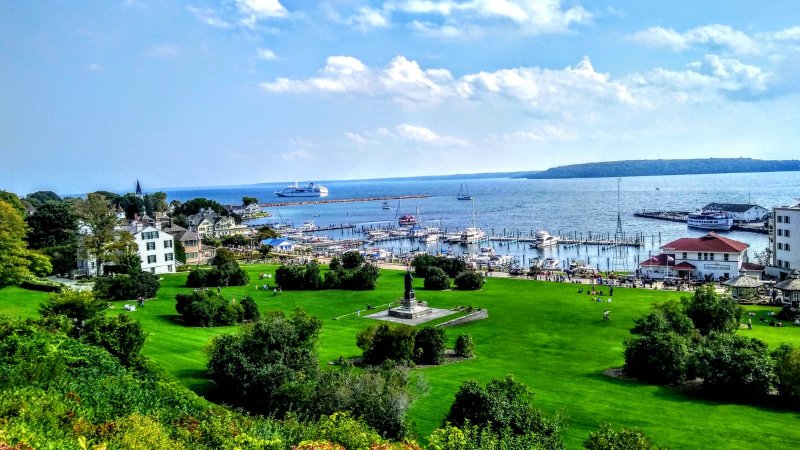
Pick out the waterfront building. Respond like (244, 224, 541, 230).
(261, 237, 296, 253)
(188, 208, 251, 238)
(766, 202, 800, 280)
(639, 232, 749, 280)
(702, 203, 769, 223)
(224, 203, 264, 219)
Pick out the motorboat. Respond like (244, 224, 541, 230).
(274, 182, 329, 197)
(460, 227, 486, 244)
(529, 230, 559, 249)
(542, 257, 560, 271)
(382, 201, 390, 210)
(687, 211, 733, 231)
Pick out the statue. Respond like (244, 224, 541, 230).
(404, 270, 413, 295)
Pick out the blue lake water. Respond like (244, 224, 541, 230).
(161, 172, 800, 270)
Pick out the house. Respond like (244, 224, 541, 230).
(766, 202, 800, 280)
(639, 232, 749, 280)
(225, 203, 266, 219)
(127, 222, 176, 274)
(162, 222, 203, 265)
(188, 209, 251, 238)
(261, 237, 296, 253)
(702, 203, 769, 223)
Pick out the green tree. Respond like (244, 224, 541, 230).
(773, 344, 800, 398)
(454, 271, 483, 290)
(424, 266, 450, 290)
(357, 323, 417, 365)
(623, 332, 691, 384)
(24, 190, 62, 208)
(178, 197, 225, 216)
(242, 196, 258, 206)
(174, 239, 186, 263)
(26, 200, 78, 249)
(39, 290, 108, 325)
(75, 193, 124, 276)
(692, 333, 775, 400)
(631, 300, 694, 336)
(0, 200, 34, 286)
(682, 284, 742, 335)
(583, 423, 655, 450)
(454, 334, 475, 358)
(340, 250, 366, 270)
(0, 190, 25, 214)
(82, 314, 146, 367)
(414, 326, 446, 365)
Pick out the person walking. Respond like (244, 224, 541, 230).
(603, 309, 611, 321)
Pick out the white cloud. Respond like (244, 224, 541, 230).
(344, 124, 468, 148)
(145, 44, 179, 58)
(85, 63, 103, 71)
(187, 6, 232, 28)
(256, 48, 278, 61)
(348, 6, 390, 31)
(396, 123, 440, 142)
(768, 26, 800, 41)
(632, 24, 761, 55)
(495, 124, 578, 142)
(236, 0, 287, 19)
(281, 149, 312, 160)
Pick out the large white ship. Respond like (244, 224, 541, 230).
(687, 211, 733, 231)
(274, 182, 329, 198)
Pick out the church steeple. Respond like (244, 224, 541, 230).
(135, 180, 143, 199)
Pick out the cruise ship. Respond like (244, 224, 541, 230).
(274, 182, 329, 198)
(687, 211, 733, 231)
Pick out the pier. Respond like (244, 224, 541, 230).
(634, 211, 769, 234)
(261, 194, 431, 208)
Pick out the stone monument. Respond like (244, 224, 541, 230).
(389, 270, 433, 319)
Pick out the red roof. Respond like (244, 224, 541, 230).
(673, 262, 696, 270)
(640, 254, 675, 267)
(661, 232, 748, 253)
(742, 262, 764, 271)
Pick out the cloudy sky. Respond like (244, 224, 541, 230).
(2, 0, 799, 194)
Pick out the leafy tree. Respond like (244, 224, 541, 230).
(23, 190, 62, 208)
(186, 249, 248, 287)
(39, 290, 108, 325)
(27, 250, 53, 277)
(429, 423, 558, 450)
(0, 190, 25, 214)
(0, 200, 37, 286)
(178, 197, 225, 216)
(773, 344, 800, 399)
(254, 225, 280, 241)
(174, 239, 186, 263)
(682, 284, 742, 335)
(221, 234, 247, 247)
(631, 300, 694, 336)
(454, 334, 475, 358)
(175, 290, 244, 327)
(75, 193, 124, 276)
(583, 423, 656, 450)
(240, 296, 260, 322)
(692, 333, 775, 400)
(412, 254, 437, 277)
(242, 196, 258, 206)
(444, 375, 563, 447)
(26, 200, 78, 250)
(143, 192, 168, 217)
(341, 250, 366, 270)
(412, 255, 466, 278)
(414, 326, 446, 365)
(424, 266, 450, 290)
(206, 308, 322, 415)
(358, 323, 417, 365)
(623, 332, 691, 384)
(454, 271, 483, 290)
(82, 314, 146, 367)
(94, 270, 160, 300)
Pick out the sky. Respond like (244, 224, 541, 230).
(2, 0, 799, 195)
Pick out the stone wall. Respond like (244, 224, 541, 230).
(436, 309, 488, 328)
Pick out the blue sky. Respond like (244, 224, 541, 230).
(2, 0, 799, 194)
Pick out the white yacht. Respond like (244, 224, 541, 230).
(275, 182, 329, 198)
(529, 230, 559, 249)
(542, 257, 560, 271)
(460, 227, 486, 244)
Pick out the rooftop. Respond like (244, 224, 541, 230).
(661, 232, 748, 253)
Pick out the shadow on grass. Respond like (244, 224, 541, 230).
(156, 314, 183, 325)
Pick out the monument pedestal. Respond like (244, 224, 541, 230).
(388, 289, 432, 319)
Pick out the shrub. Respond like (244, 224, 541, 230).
(39, 290, 108, 326)
(623, 332, 691, 385)
(583, 423, 655, 450)
(341, 251, 366, 270)
(773, 343, 800, 398)
(358, 323, 417, 366)
(412, 255, 466, 278)
(240, 296, 260, 322)
(82, 314, 146, 367)
(20, 276, 63, 293)
(454, 271, 483, 290)
(93, 271, 160, 300)
(631, 300, 694, 336)
(454, 334, 475, 358)
(424, 267, 450, 290)
(692, 333, 775, 400)
(682, 284, 742, 335)
(175, 290, 244, 327)
(186, 249, 249, 288)
(414, 327, 446, 365)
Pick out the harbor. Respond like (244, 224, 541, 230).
(634, 211, 769, 234)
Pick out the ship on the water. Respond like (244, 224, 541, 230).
(274, 182, 329, 198)
(687, 211, 733, 231)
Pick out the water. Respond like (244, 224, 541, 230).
(161, 172, 800, 270)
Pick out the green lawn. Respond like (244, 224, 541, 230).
(3, 267, 800, 448)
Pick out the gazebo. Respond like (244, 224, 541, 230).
(775, 270, 800, 308)
(722, 269, 764, 302)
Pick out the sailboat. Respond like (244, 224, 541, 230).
(457, 184, 473, 200)
(460, 198, 485, 244)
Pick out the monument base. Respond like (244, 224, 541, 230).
(388, 305, 433, 319)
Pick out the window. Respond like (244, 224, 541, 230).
(165, 253, 174, 261)
(786, 261, 791, 269)
(787, 216, 791, 224)
(778, 259, 783, 267)
(697, 253, 702, 260)
(147, 255, 156, 264)
(142, 231, 159, 240)
(724, 254, 729, 261)
(778, 243, 783, 250)
(682, 252, 687, 259)
(703, 253, 708, 260)
(778, 216, 783, 223)
(787, 244, 791, 251)
(187, 252, 198, 260)
(779, 229, 783, 236)
(146, 242, 156, 251)
(168, 265, 173, 272)
(710, 253, 715, 261)
(787, 230, 791, 238)
(150, 268, 155, 274)
(164, 240, 173, 248)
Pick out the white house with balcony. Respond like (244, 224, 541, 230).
(639, 232, 750, 280)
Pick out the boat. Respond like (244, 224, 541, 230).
(687, 211, 733, 231)
(420, 233, 439, 244)
(460, 198, 485, 244)
(529, 230, 559, 249)
(381, 201, 390, 210)
(398, 214, 417, 226)
(542, 257, 560, 271)
(274, 182, 329, 198)
(457, 184, 473, 201)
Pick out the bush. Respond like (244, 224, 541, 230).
(414, 327, 446, 365)
(454, 334, 475, 358)
(20, 276, 63, 293)
(429, 423, 557, 450)
(340, 251, 366, 269)
(358, 323, 417, 366)
(623, 332, 691, 384)
(682, 284, 742, 335)
(583, 423, 655, 450)
(282, 261, 380, 291)
(186, 249, 249, 288)
(692, 333, 775, 400)
(631, 300, 694, 336)
(454, 271, 483, 290)
(412, 255, 466, 278)
(93, 271, 161, 300)
(39, 290, 108, 326)
(240, 296, 260, 322)
(175, 290, 244, 327)
(424, 267, 450, 290)
(82, 314, 146, 367)
(773, 343, 800, 399)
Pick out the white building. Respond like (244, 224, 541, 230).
(702, 203, 769, 223)
(128, 223, 176, 274)
(639, 232, 750, 280)
(767, 202, 800, 280)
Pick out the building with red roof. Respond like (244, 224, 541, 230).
(639, 232, 750, 281)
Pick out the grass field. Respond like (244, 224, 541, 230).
(3, 267, 800, 448)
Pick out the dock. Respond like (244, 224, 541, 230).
(262, 194, 431, 208)
(634, 211, 769, 234)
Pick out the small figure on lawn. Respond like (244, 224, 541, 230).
(603, 309, 611, 321)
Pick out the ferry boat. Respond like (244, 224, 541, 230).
(398, 214, 417, 226)
(529, 230, 559, 249)
(274, 182, 329, 198)
(687, 211, 733, 231)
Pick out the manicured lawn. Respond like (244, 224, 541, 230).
(3, 268, 800, 448)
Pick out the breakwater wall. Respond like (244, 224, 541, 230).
(262, 194, 431, 208)
(634, 212, 769, 234)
